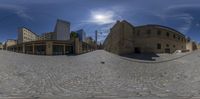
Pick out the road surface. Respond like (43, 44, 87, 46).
(0, 50, 200, 99)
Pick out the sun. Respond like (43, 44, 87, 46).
(90, 10, 115, 24)
(94, 14, 107, 22)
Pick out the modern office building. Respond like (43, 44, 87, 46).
(18, 27, 38, 44)
(6, 19, 96, 55)
(104, 20, 187, 54)
(6, 38, 95, 55)
(41, 32, 56, 40)
(54, 19, 70, 40)
(76, 29, 86, 42)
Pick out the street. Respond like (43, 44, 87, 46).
(0, 50, 200, 99)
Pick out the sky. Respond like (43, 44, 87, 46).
(0, 0, 200, 43)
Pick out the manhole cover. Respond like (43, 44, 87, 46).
(101, 61, 105, 64)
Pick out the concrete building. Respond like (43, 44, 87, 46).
(54, 19, 70, 40)
(0, 42, 3, 50)
(18, 27, 38, 44)
(186, 41, 198, 52)
(76, 29, 86, 42)
(6, 19, 96, 55)
(41, 32, 56, 40)
(198, 43, 200, 49)
(104, 20, 187, 54)
(85, 37, 94, 45)
(7, 39, 95, 55)
(5, 39, 17, 50)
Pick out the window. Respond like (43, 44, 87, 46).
(166, 32, 169, 37)
(137, 30, 140, 36)
(166, 44, 169, 47)
(147, 29, 151, 35)
(181, 38, 184, 42)
(173, 34, 176, 38)
(178, 36, 180, 40)
(157, 43, 161, 49)
(157, 30, 161, 35)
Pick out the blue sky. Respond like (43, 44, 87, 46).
(0, 0, 200, 43)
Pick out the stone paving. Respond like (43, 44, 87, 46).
(0, 50, 200, 99)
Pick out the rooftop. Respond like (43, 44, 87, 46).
(136, 24, 185, 37)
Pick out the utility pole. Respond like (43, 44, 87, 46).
(95, 30, 98, 44)
(95, 30, 98, 50)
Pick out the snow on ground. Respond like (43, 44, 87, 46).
(0, 50, 200, 99)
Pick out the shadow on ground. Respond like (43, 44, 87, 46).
(121, 53, 160, 61)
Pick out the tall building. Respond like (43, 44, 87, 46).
(54, 19, 70, 40)
(76, 29, 86, 42)
(85, 37, 94, 45)
(18, 27, 38, 43)
(41, 32, 56, 40)
(104, 20, 187, 54)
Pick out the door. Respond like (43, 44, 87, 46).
(134, 47, 141, 53)
(165, 48, 170, 53)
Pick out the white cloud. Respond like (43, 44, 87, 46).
(196, 23, 200, 27)
(166, 4, 200, 10)
(0, 4, 32, 20)
(155, 6, 195, 34)
(165, 13, 193, 32)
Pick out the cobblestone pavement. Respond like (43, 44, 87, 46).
(0, 50, 200, 99)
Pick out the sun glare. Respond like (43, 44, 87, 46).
(94, 14, 107, 22)
(95, 15, 106, 20)
(90, 10, 116, 24)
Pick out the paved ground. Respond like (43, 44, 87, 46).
(0, 50, 200, 99)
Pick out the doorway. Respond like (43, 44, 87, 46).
(165, 48, 170, 53)
(134, 47, 141, 53)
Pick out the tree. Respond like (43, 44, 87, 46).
(70, 31, 78, 40)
